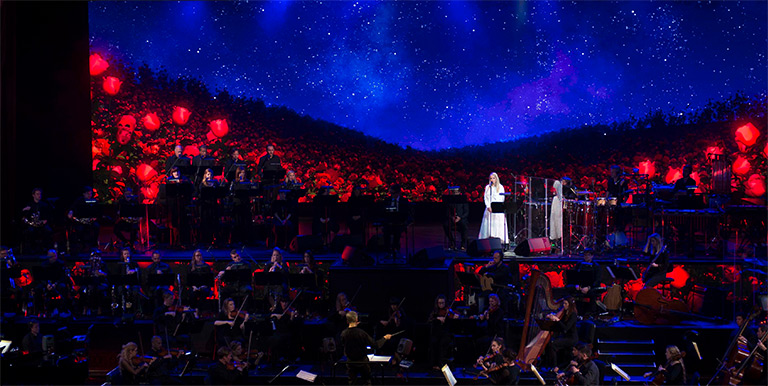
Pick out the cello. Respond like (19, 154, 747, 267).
(633, 288, 689, 325)
(707, 309, 760, 385)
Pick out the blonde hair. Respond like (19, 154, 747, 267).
(120, 342, 138, 362)
(489, 172, 501, 190)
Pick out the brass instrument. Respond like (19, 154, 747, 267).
(122, 217, 142, 224)
(73, 217, 96, 225)
(23, 212, 45, 227)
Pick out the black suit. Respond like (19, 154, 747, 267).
(165, 155, 190, 176)
(257, 154, 282, 180)
(383, 195, 410, 254)
(443, 199, 469, 249)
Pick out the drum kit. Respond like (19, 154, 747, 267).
(562, 191, 621, 253)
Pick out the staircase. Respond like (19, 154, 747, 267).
(597, 339, 657, 385)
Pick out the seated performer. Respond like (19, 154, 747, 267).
(282, 170, 302, 189)
(115, 248, 142, 315)
(443, 186, 469, 251)
(188, 249, 213, 310)
(37, 249, 70, 315)
(21, 320, 43, 355)
(475, 337, 519, 385)
(216, 250, 252, 304)
(568, 248, 603, 316)
(146, 251, 172, 306)
(114, 188, 141, 249)
(644, 345, 686, 385)
(208, 346, 247, 385)
(428, 294, 459, 370)
(544, 296, 579, 367)
(478, 250, 513, 315)
(214, 298, 249, 347)
(471, 293, 505, 349)
(118, 342, 152, 385)
(557, 343, 600, 386)
(340, 311, 393, 386)
(478, 173, 508, 244)
(68, 186, 100, 253)
(165, 145, 189, 176)
(21, 187, 53, 254)
(642, 233, 671, 288)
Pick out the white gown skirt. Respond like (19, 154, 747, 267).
(478, 210, 508, 243)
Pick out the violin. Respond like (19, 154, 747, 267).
(131, 355, 155, 366)
(229, 310, 249, 320)
(226, 359, 247, 371)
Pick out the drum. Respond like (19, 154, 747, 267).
(596, 197, 607, 207)
(607, 197, 618, 206)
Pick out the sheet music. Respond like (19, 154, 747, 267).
(366, 354, 392, 363)
(296, 370, 317, 383)
(610, 363, 631, 381)
(441, 364, 457, 386)
(530, 364, 546, 385)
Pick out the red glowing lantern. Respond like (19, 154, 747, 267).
(735, 123, 760, 148)
(209, 119, 229, 138)
(89, 54, 109, 76)
(102, 76, 122, 95)
(665, 167, 682, 184)
(136, 164, 157, 182)
(732, 156, 751, 176)
(142, 113, 161, 131)
(638, 160, 656, 178)
(172, 106, 191, 125)
(745, 174, 766, 197)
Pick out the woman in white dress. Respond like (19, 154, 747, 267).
(550, 179, 563, 252)
(478, 172, 508, 243)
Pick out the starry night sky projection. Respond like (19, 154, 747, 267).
(89, 1, 766, 150)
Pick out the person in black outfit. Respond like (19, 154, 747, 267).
(644, 345, 686, 385)
(475, 337, 519, 385)
(223, 149, 243, 182)
(428, 294, 459, 370)
(146, 251, 172, 306)
(560, 344, 600, 386)
(38, 249, 70, 315)
(197, 168, 221, 247)
(673, 165, 697, 195)
(642, 233, 671, 288)
(188, 249, 214, 310)
(568, 248, 603, 316)
(545, 296, 579, 367)
(208, 346, 247, 385)
(146, 335, 179, 385)
(383, 184, 410, 257)
(256, 144, 282, 181)
(191, 144, 215, 185)
(340, 311, 393, 386)
(21, 188, 54, 253)
(442, 186, 469, 251)
(471, 293, 505, 351)
(312, 187, 339, 246)
(478, 251, 513, 315)
(114, 188, 140, 249)
(166, 167, 192, 247)
(116, 248, 142, 315)
(346, 186, 368, 237)
(165, 145, 189, 176)
(606, 165, 629, 232)
(21, 320, 43, 354)
(217, 250, 252, 305)
(68, 186, 101, 253)
(273, 190, 298, 249)
(561, 176, 578, 199)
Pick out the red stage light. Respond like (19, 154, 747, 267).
(735, 123, 760, 148)
(172, 106, 191, 125)
(102, 76, 122, 95)
(136, 163, 157, 182)
(142, 113, 161, 131)
(745, 174, 766, 197)
(89, 54, 109, 76)
(638, 160, 656, 178)
(210, 119, 229, 137)
(668, 266, 690, 289)
(705, 146, 723, 160)
(664, 166, 682, 184)
(732, 156, 751, 176)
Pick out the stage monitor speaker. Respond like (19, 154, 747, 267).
(409, 246, 445, 267)
(330, 234, 364, 252)
(514, 237, 551, 256)
(341, 246, 374, 267)
(396, 338, 413, 356)
(292, 235, 323, 253)
(468, 238, 502, 256)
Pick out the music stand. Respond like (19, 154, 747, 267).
(490, 202, 507, 245)
(187, 272, 214, 288)
(252, 272, 287, 287)
(120, 203, 146, 219)
(108, 273, 140, 287)
(566, 270, 596, 288)
(75, 201, 101, 220)
(31, 265, 64, 284)
(146, 273, 175, 288)
(288, 273, 317, 289)
(456, 271, 481, 289)
(262, 168, 286, 186)
(221, 270, 251, 285)
(225, 161, 247, 182)
(200, 185, 227, 201)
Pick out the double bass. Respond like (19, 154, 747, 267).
(709, 309, 765, 386)
(633, 288, 689, 325)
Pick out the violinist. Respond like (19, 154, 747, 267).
(229, 340, 264, 371)
(153, 291, 186, 341)
(118, 342, 152, 385)
(208, 346, 247, 385)
(557, 344, 599, 386)
(471, 293, 505, 346)
(267, 294, 302, 362)
(428, 294, 459, 370)
(642, 233, 671, 288)
(340, 310, 393, 386)
(215, 298, 249, 346)
(475, 337, 517, 385)
(216, 250, 252, 305)
(377, 297, 407, 356)
(330, 292, 354, 334)
(644, 345, 686, 385)
(188, 249, 213, 310)
(544, 296, 579, 368)
(146, 336, 176, 385)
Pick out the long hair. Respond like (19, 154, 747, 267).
(433, 294, 447, 313)
(643, 233, 664, 255)
(120, 342, 138, 362)
(562, 296, 578, 318)
(666, 345, 686, 383)
(489, 172, 501, 191)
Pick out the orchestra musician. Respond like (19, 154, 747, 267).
(330, 292, 353, 334)
(208, 346, 247, 385)
(114, 188, 140, 249)
(145, 251, 172, 306)
(428, 294, 459, 370)
(672, 164, 696, 195)
(216, 250, 252, 305)
(383, 184, 410, 257)
(198, 167, 220, 247)
(568, 248, 604, 316)
(282, 170, 302, 189)
(377, 297, 408, 356)
(165, 145, 189, 176)
(146, 335, 178, 385)
(606, 165, 629, 232)
(166, 166, 192, 247)
(475, 337, 519, 385)
(192, 144, 214, 185)
(544, 296, 579, 367)
(642, 233, 671, 288)
(471, 293, 505, 348)
(312, 186, 340, 246)
(21, 188, 53, 254)
(340, 310, 393, 386)
(230, 166, 253, 246)
(0, 246, 21, 314)
(153, 290, 194, 348)
(267, 294, 303, 363)
(214, 298, 249, 347)
(37, 249, 70, 315)
(68, 186, 100, 253)
(299, 250, 317, 275)
(256, 144, 282, 180)
(561, 176, 578, 199)
(266, 248, 289, 309)
(188, 249, 213, 310)
(478, 172, 508, 243)
(557, 343, 600, 386)
(229, 340, 263, 371)
(442, 186, 469, 251)
(643, 345, 686, 385)
(118, 342, 152, 385)
(478, 250, 512, 312)
(272, 189, 297, 249)
(21, 320, 43, 355)
(116, 248, 142, 315)
(83, 250, 108, 315)
(346, 185, 367, 237)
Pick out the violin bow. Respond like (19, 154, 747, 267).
(231, 295, 249, 329)
(138, 331, 145, 357)
(348, 284, 363, 308)
(246, 330, 253, 366)
(280, 289, 304, 317)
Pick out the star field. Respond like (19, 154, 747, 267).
(89, 1, 767, 150)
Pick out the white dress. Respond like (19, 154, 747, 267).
(550, 180, 563, 241)
(478, 184, 509, 243)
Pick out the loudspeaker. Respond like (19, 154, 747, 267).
(409, 246, 445, 267)
(468, 238, 502, 256)
(514, 237, 551, 256)
(330, 234, 364, 252)
(396, 338, 413, 356)
(341, 246, 374, 267)
(293, 235, 323, 252)
(321, 337, 336, 353)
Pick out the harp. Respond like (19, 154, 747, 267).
(516, 269, 563, 370)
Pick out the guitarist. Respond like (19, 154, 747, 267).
(642, 234, 671, 288)
(479, 250, 512, 315)
(644, 345, 686, 385)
